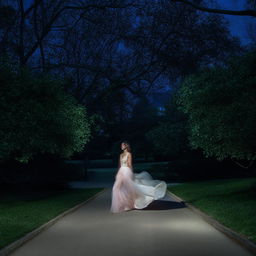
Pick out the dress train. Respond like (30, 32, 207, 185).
(110, 154, 167, 213)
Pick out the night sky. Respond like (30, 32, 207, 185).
(24, 0, 255, 45)
(213, 0, 255, 45)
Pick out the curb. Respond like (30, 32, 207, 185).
(0, 188, 108, 256)
(167, 189, 256, 255)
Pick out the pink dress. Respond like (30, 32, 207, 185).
(110, 153, 167, 213)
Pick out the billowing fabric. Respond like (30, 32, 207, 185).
(110, 153, 167, 213)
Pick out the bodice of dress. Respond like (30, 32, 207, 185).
(120, 153, 128, 167)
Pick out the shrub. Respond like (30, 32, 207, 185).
(176, 50, 256, 164)
(0, 65, 91, 163)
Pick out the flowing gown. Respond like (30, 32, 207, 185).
(110, 153, 167, 213)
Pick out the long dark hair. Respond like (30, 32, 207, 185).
(122, 140, 131, 153)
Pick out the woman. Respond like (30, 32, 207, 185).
(110, 140, 167, 213)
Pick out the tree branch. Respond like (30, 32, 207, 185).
(18, 0, 25, 65)
(231, 159, 254, 169)
(24, 0, 43, 17)
(22, 2, 142, 65)
(171, 0, 256, 17)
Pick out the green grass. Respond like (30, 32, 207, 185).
(168, 177, 256, 243)
(0, 187, 104, 249)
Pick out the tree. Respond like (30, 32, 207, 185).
(0, 64, 91, 163)
(0, 0, 140, 67)
(126, 96, 160, 158)
(146, 121, 188, 158)
(175, 49, 256, 167)
(171, 0, 256, 17)
(0, 0, 244, 158)
(0, 0, 241, 107)
(146, 91, 189, 158)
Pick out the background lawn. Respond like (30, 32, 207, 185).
(168, 177, 256, 243)
(0, 187, 104, 249)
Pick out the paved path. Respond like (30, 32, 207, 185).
(8, 188, 253, 256)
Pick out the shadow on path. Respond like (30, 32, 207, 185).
(137, 199, 186, 211)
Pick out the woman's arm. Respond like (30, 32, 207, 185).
(127, 153, 135, 179)
(127, 153, 133, 171)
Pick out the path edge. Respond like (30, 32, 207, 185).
(0, 187, 108, 256)
(167, 189, 256, 255)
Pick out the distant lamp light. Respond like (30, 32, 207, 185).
(158, 106, 165, 115)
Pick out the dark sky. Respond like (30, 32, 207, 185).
(24, 0, 255, 45)
(213, 0, 255, 45)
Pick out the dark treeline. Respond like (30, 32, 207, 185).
(0, 0, 255, 186)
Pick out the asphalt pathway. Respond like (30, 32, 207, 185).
(8, 187, 254, 256)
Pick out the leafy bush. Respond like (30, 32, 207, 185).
(146, 121, 188, 158)
(64, 160, 88, 180)
(176, 50, 256, 163)
(0, 65, 91, 163)
(145, 92, 189, 160)
(0, 155, 69, 189)
(166, 151, 250, 182)
(147, 163, 170, 180)
(0, 154, 89, 188)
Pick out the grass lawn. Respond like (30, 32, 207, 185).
(168, 177, 256, 243)
(0, 187, 104, 249)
